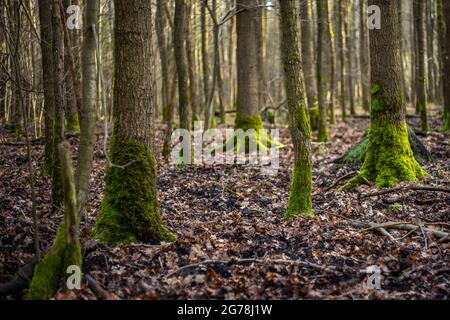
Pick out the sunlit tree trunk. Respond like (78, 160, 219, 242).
(95, 0, 175, 244)
(279, 0, 313, 219)
(346, 0, 427, 189)
(75, 0, 98, 218)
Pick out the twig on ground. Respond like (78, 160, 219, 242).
(349, 219, 449, 242)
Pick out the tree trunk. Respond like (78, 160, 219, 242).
(26, 142, 81, 300)
(185, 1, 199, 124)
(347, 0, 427, 189)
(443, 0, 450, 130)
(236, 0, 260, 127)
(299, 0, 318, 123)
(75, 0, 98, 219)
(325, 0, 336, 125)
(38, 0, 55, 174)
(426, 1, 435, 103)
(156, 0, 170, 122)
(279, 0, 313, 219)
(174, 0, 190, 130)
(51, 0, 65, 211)
(360, 0, 370, 112)
(336, 0, 346, 121)
(316, 0, 328, 142)
(416, 0, 428, 131)
(95, 0, 175, 245)
(201, 1, 211, 107)
(62, 1, 80, 132)
(0, 0, 7, 125)
(344, 2, 355, 116)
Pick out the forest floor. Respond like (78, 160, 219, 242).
(0, 108, 449, 300)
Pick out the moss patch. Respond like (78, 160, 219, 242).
(66, 112, 80, 132)
(25, 221, 82, 300)
(222, 114, 284, 153)
(95, 138, 176, 245)
(346, 122, 428, 188)
(285, 160, 314, 219)
(309, 105, 319, 131)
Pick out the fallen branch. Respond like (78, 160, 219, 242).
(349, 220, 396, 242)
(359, 186, 450, 200)
(349, 219, 449, 242)
(166, 257, 337, 278)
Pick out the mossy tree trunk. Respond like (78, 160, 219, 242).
(37, 0, 55, 173)
(236, 0, 259, 125)
(174, 0, 190, 130)
(346, 0, 428, 189)
(75, 0, 98, 218)
(26, 142, 82, 300)
(95, 0, 175, 245)
(233, 0, 279, 151)
(414, 0, 429, 131)
(62, 2, 80, 132)
(443, 0, 450, 131)
(316, 0, 328, 142)
(279, 0, 313, 219)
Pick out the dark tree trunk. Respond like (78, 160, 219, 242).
(95, 0, 175, 245)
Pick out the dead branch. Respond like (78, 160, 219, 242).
(349, 219, 449, 242)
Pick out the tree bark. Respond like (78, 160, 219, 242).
(75, 0, 98, 219)
(414, 0, 428, 131)
(51, 0, 65, 211)
(316, 0, 328, 142)
(441, 0, 450, 130)
(299, 0, 318, 117)
(279, 0, 313, 218)
(174, 0, 190, 130)
(346, 0, 427, 189)
(95, 0, 175, 244)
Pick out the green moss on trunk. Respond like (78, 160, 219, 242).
(285, 160, 314, 219)
(444, 112, 450, 131)
(66, 112, 80, 132)
(51, 117, 63, 212)
(227, 114, 283, 152)
(347, 122, 428, 188)
(25, 221, 82, 300)
(95, 138, 175, 245)
(338, 126, 431, 165)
